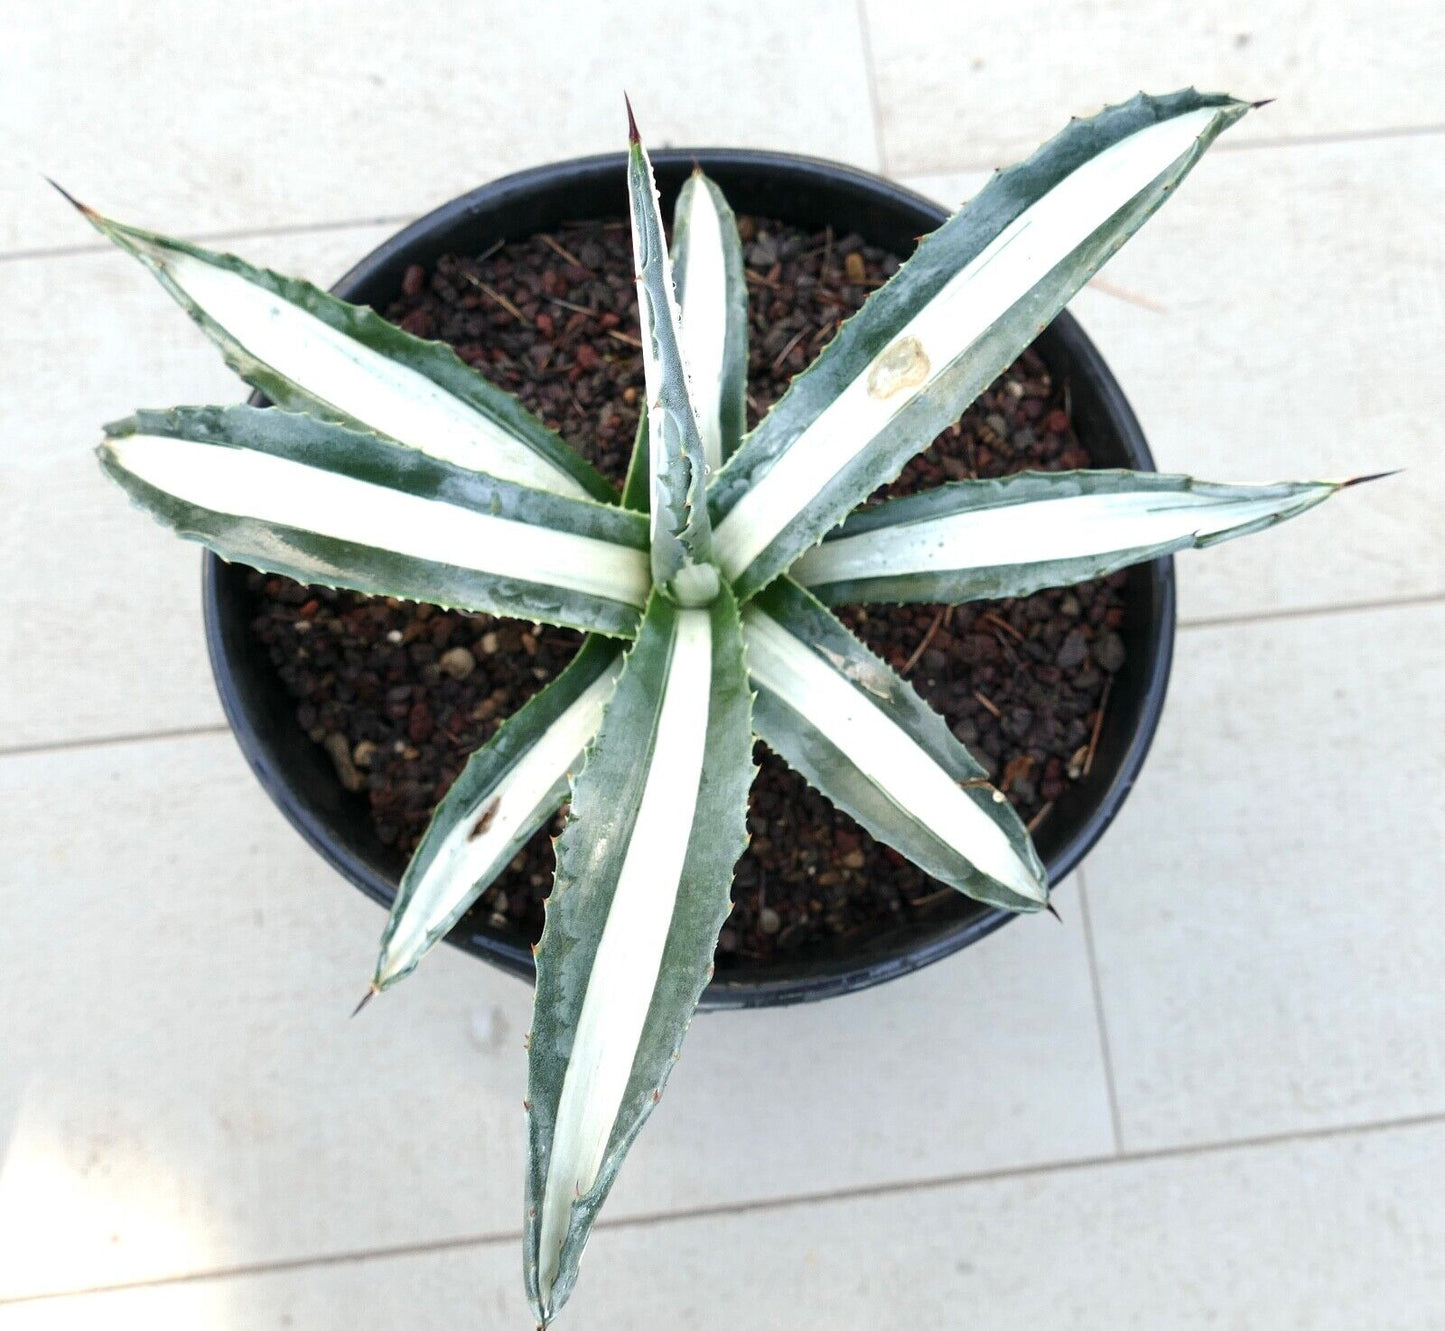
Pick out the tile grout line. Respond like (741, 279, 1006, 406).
(853, 0, 889, 175)
(1177, 590, 1445, 633)
(0, 723, 230, 760)
(1073, 867, 1126, 1154)
(0, 212, 417, 266)
(8, 1105, 1445, 1307)
(1214, 121, 1445, 152)
(895, 120, 1445, 181)
(10, 123, 1443, 268)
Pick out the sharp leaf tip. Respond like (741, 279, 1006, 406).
(45, 176, 94, 215)
(1341, 469, 1402, 488)
(624, 92, 639, 144)
(1250, 97, 1277, 109)
(1045, 902, 1063, 924)
(351, 983, 380, 1018)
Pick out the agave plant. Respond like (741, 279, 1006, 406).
(76, 90, 1377, 1325)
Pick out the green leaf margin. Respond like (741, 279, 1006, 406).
(100, 405, 649, 637)
(745, 578, 1045, 913)
(524, 585, 754, 1325)
(800, 469, 1340, 605)
(709, 89, 1250, 601)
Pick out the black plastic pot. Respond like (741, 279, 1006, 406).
(203, 149, 1175, 1009)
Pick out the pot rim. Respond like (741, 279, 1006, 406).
(203, 147, 1176, 1009)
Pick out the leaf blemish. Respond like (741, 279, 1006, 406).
(867, 335, 930, 400)
(818, 646, 893, 700)
(469, 796, 501, 840)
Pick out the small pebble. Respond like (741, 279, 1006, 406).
(322, 732, 364, 792)
(1093, 630, 1126, 673)
(1056, 629, 1089, 669)
(438, 646, 477, 680)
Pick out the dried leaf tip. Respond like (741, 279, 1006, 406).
(45, 176, 95, 217)
(1045, 903, 1063, 924)
(1250, 97, 1277, 109)
(351, 983, 380, 1018)
(624, 92, 639, 144)
(1340, 469, 1402, 488)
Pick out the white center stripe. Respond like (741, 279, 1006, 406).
(794, 487, 1311, 585)
(742, 607, 1042, 901)
(146, 246, 592, 499)
(374, 662, 623, 989)
(677, 181, 729, 473)
(109, 435, 650, 606)
(537, 609, 714, 1295)
(713, 107, 1221, 580)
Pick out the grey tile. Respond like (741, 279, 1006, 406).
(7, 1118, 1445, 1328)
(0, 2, 878, 254)
(864, 0, 1445, 173)
(0, 732, 1110, 1297)
(1084, 602, 1445, 1149)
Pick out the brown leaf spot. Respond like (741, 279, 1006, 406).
(468, 796, 501, 840)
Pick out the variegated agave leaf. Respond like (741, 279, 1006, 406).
(525, 588, 754, 1326)
(100, 406, 650, 636)
(625, 107, 718, 605)
(619, 164, 748, 512)
(672, 168, 748, 472)
(62, 187, 613, 503)
(370, 636, 625, 994)
(744, 579, 1046, 912)
(795, 470, 1353, 606)
(709, 89, 1252, 600)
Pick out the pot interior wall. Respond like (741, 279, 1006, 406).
(206, 150, 1173, 1008)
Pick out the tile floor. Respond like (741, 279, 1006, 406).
(2, 2, 1442, 1326)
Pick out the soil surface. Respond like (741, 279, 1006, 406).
(249, 216, 1126, 965)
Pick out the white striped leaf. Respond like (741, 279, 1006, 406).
(709, 89, 1252, 600)
(100, 406, 651, 636)
(672, 169, 748, 471)
(626, 111, 718, 605)
(68, 193, 613, 502)
(525, 588, 753, 1326)
(742, 579, 1046, 912)
(370, 636, 624, 993)
(618, 168, 749, 512)
(795, 469, 1350, 605)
